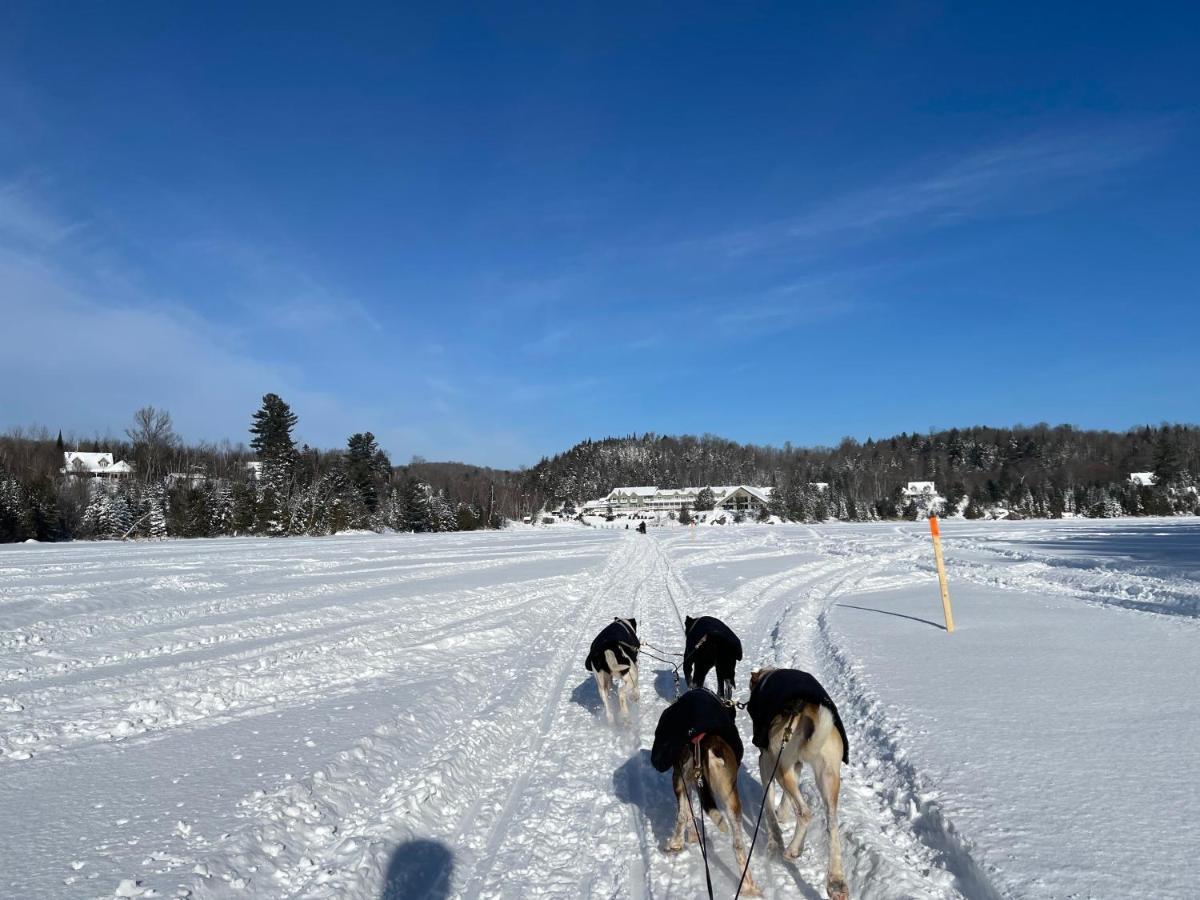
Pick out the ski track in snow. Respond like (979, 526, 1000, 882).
(1, 520, 1197, 898)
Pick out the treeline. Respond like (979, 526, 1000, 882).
(5, 413, 1199, 544)
(0, 395, 506, 543)
(525, 425, 1200, 521)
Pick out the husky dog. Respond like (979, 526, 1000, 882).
(584, 617, 639, 724)
(747, 667, 850, 900)
(651, 688, 761, 897)
(683, 615, 743, 701)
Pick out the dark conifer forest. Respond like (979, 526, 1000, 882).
(2, 396, 1197, 543)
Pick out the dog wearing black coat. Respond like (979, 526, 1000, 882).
(584, 617, 639, 724)
(683, 615, 743, 701)
(747, 667, 850, 900)
(651, 688, 761, 897)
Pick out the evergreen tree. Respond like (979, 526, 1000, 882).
(209, 483, 234, 535)
(430, 489, 455, 532)
(0, 473, 26, 542)
(1153, 429, 1185, 486)
(678, 504, 693, 525)
(694, 487, 716, 511)
(249, 394, 300, 535)
(249, 394, 299, 462)
(230, 482, 257, 535)
(146, 486, 168, 538)
(346, 432, 389, 513)
(402, 479, 435, 532)
(384, 485, 408, 531)
(455, 502, 481, 531)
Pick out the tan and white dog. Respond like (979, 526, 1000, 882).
(747, 667, 850, 900)
(651, 688, 761, 897)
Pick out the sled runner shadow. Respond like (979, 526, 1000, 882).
(380, 838, 454, 900)
(735, 768, 824, 900)
(613, 749, 678, 846)
(837, 602, 947, 631)
(569, 676, 605, 715)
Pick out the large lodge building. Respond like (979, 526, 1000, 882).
(580, 485, 773, 518)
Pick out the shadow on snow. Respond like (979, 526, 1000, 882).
(380, 838, 454, 900)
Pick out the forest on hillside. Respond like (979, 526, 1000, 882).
(2, 396, 1198, 544)
(525, 426, 1200, 522)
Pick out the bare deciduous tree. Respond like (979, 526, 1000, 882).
(126, 406, 178, 481)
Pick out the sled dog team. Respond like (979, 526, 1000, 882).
(585, 615, 850, 900)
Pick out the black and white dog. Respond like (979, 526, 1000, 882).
(747, 667, 850, 900)
(683, 615, 743, 701)
(584, 617, 639, 724)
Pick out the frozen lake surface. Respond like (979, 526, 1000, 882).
(2, 519, 1197, 898)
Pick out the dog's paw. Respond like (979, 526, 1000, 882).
(827, 877, 849, 900)
(783, 845, 805, 861)
(775, 802, 794, 823)
(736, 878, 762, 898)
(663, 838, 684, 853)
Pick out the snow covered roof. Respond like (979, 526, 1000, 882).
(715, 487, 772, 508)
(596, 485, 773, 505)
(607, 486, 658, 497)
(904, 481, 937, 493)
(1128, 472, 1157, 486)
(61, 451, 133, 476)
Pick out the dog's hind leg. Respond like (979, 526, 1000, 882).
(759, 752, 786, 850)
(690, 660, 713, 691)
(616, 670, 631, 722)
(813, 753, 849, 900)
(627, 662, 639, 701)
(778, 763, 813, 860)
(665, 767, 689, 852)
(708, 745, 761, 897)
(593, 670, 615, 724)
(716, 659, 736, 701)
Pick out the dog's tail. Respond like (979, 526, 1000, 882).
(603, 648, 630, 675)
(809, 703, 835, 751)
(781, 703, 834, 753)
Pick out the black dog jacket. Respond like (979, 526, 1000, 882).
(650, 688, 743, 773)
(685, 615, 743, 662)
(746, 668, 849, 763)
(584, 618, 639, 673)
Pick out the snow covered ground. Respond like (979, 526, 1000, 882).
(2, 519, 1198, 898)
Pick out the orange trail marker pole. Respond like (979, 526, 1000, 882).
(928, 516, 955, 632)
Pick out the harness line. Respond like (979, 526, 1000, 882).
(733, 717, 795, 900)
(683, 735, 716, 900)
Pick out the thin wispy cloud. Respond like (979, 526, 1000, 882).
(707, 120, 1175, 258)
(182, 237, 384, 336)
(0, 179, 83, 248)
(522, 326, 575, 355)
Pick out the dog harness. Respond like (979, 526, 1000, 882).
(746, 668, 849, 762)
(584, 618, 639, 673)
(684, 615, 743, 662)
(650, 688, 743, 773)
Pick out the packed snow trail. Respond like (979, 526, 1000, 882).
(2, 520, 1198, 898)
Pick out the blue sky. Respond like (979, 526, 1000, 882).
(1, 3, 1197, 468)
